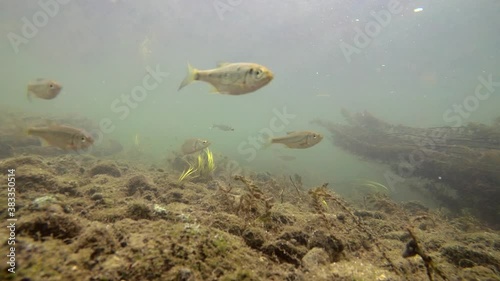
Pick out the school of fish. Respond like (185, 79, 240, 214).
(23, 61, 323, 156)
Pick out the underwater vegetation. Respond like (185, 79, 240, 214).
(351, 179, 390, 194)
(177, 148, 216, 183)
(312, 109, 500, 229)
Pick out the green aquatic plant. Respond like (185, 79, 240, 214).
(177, 148, 216, 183)
(178, 161, 198, 183)
(356, 179, 390, 193)
(205, 148, 215, 172)
(197, 148, 216, 178)
(197, 152, 205, 175)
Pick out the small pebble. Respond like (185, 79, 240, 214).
(91, 193, 104, 201)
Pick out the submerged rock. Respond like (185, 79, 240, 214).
(17, 169, 59, 191)
(74, 222, 118, 261)
(242, 228, 265, 250)
(302, 247, 330, 268)
(126, 174, 156, 196)
(441, 244, 500, 272)
(29, 195, 61, 211)
(90, 193, 104, 201)
(308, 230, 344, 262)
(19, 213, 82, 241)
(127, 201, 152, 220)
(89, 162, 121, 178)
(0, 143, 13, 159)
(262, 239, 307, 266)
(0, 155, 45, 169)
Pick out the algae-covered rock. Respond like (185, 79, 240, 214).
(127, 201, 152, 220)
(89, 162, 121, 177)
(19, 213, 82, 241)
(126, 174, 156, 196)
(302, 247, 329, 268)
(242, 227, 265, 250)
(441, 244, 500, 272)
(0, 143, 13, 159)
(307, 230, 344, 262)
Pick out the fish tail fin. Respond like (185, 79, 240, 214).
(260, 135, 273, 150)
(13, 127, 30, 138)
(262, 142, 272, 150)
(178, 63, 198, 91)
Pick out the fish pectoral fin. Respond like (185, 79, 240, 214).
(209, 85, 220, 93)
(37, 138, 51, 147)
(209, 85, 230, 95)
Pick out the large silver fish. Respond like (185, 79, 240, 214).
(178, 62, 273, 95)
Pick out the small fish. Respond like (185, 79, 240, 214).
(27, 124, 94, 151)
(210, 124, 234, 131)
(134, 133, 140, 146)
(270, 131, 323, 149)
(316, 93, 331, 97)
(181, 138, 211, 155)
(178, 62, 273, 95)
(27, 79, 62, 101)
(277, 154, 296, 161)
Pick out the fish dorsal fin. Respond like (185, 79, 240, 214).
(45, 119, 58, 127)
(216, 62, 230, 68)
(286, 131, 295, 135)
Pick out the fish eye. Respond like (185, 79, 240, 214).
(255, 70, 262, 77)
(81, 137, 86, 142)
(49, 84, 54, 88)
(203, 140, 207, 144)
